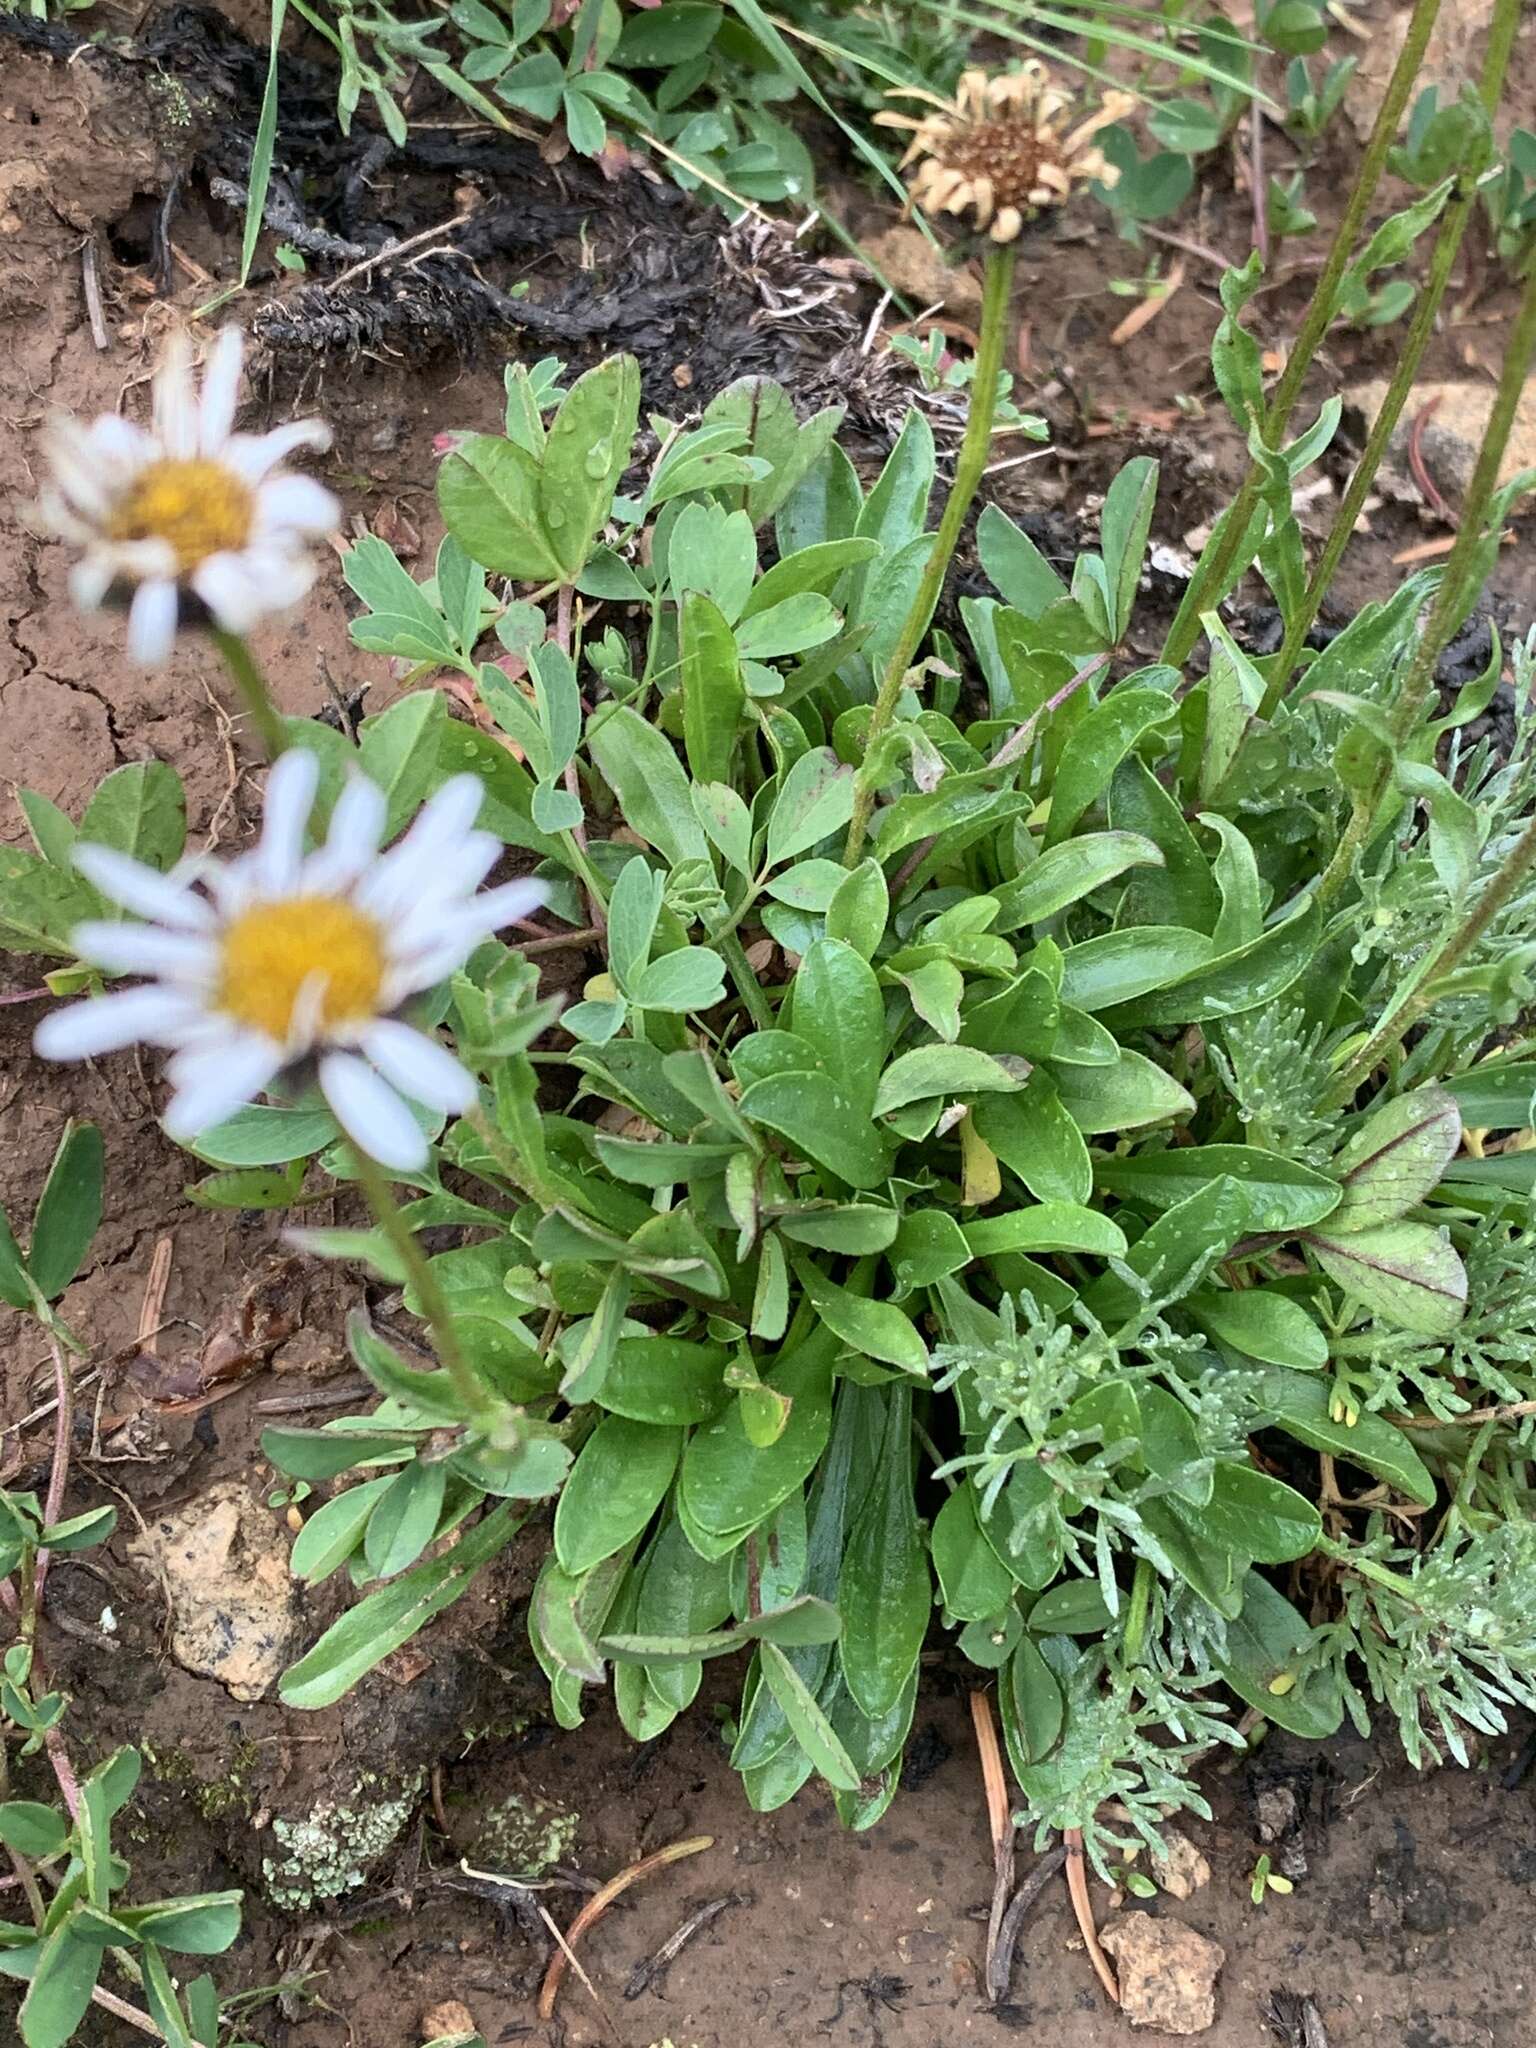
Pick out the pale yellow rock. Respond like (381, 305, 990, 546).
(1099, 1913, 1225, 2034)
(1150, 1827, 1213, 1901)
(421, 2001, 477, 2044)
(1345, 377, 1536, 500)
(862, 224, 984, 326)
(128, 1482, 300, 1703)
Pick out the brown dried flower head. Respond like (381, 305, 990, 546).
(876, 64, 1137, 242)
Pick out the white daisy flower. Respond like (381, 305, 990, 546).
(38, 327, 340, 665)
(34, 751, 544, 1171)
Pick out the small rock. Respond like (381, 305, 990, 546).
(1254, 1783, 1301, 1845)
(1099, 1913, 1225, 2035)
(862, 224, 984, 326)
(1150, 1828, 1212, 1901)
(1345, 378, 1536, 501)
(128, 1481, 300, 1703)
(421, 2000, 477, 2043)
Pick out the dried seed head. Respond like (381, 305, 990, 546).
(876, 63, 1136, 242)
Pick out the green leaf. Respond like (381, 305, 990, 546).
(1052, 1049, 1194, 1133)
(873, 1045, 1022, 1117)
(971, 1078, 1094, 1207)
(680, 1334, 833, 1539)
(1445, 1060, 1536, 1130)
(1099, 457, 1159, 640)
(114, 1894, 243, 1956)
(1044, 687, 1176, 848)
(931, 1487, 1015, 1623)
(797, 1262, 927, 1374)
(0, 847, 93, 959)
(738, 1071, 889, 1189)
(977, 503, 1068, 615)
(1000, 1631, 1064, 1769)
(587, 704, 710, 867)
(758, 1642, 860, 1791)
(279, 1503, 523, 1709)
(363, 1458, 448, 1579)
(1109, 756, 1219, 933)
(1028, 1578, 1114, 1634)
(966, 1204, 1126, 1260)
(359, 690, 449, 837)
(79, 761, 185, 872)
(343, 535, 459, 663)
(1088, 1176, 1251, 1327)
(766, 748, 856, 867)
(1306, 1220, 1467, 1337)
(788, 939, 885, 1117)
(437, 432, 563, 579)
(1188, 1286, 1329, 1370)
(290, 1478, 393, 1584)
(26, 1121, 103, 1303)
(0, 1206, 30, 1312)
(630, 948, 728, 1012)
(0, 1804, 68, 1860)
(1258, 1369, 1436, 1503)
(1095, 1145, 1340, 1232)
(825, 859, 888, 959)
(1187, 1462, 1320, 1564)
(1216, 1572, 1342, 1738)
(19, 1924, 99, 2048)
(1328, 1085, 1462, 1230)
(1058, 927, 1215, 1012)
(775, 1205, 899, 1253)
(840, 1386, 929, 1718)
(555, 1417, 682, 1574)
(991, 832, 1164, 933)
(191, 1102, 339, 1167)
(680, 590, 746, 786)
(184, 1162, 306, 1211)
(260, 1427, 415, 1482)
(1103, 900, 1320, 1028)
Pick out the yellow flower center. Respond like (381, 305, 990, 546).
(110, 458, 254, 573)
(216, 896, 385, 1043)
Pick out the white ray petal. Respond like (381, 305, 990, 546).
(302, 775, 387, 894)
(190, 551, 267, 635)
(34, 985, 204, 1061)
(361, 1020, 477, 1115)
(69, 553, 118, 613)
(198, 329, 244, 453)
(70, 922, 216, 981)
(319, 1051, 429, 1170)
(224, 420, 331, 483)
(152, 333, 199, 461)
(126, 578, 180, 665)
(253, 748, 320, 895)
(162, 1036, 285, 1139)
(254, 473, 341, 538)
(72, 845, 215, 929)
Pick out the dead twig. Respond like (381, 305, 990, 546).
(1110, 261, 1186, 349)
(987, 1845, 1066, 2004)
(970, 1691, 1016, 2006)
(32, 1335, 75, 1609)
(1407, 395, 1452, 523)
(80, 238, 110, 351)
(1063, 1827, 1119, 2007)
(538, 1834, 713, 2021)
(623, 1890, 752, 1998)
(1400, 1396, 1536, 1428)
(329, 208, 474, 292)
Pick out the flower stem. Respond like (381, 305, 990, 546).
(716, 925, 775, 1031)
(1315, 258, 1536, 915)
(211, 628, 290, 761)
(1257, 0, 1522, 724)
(1328, 805, 1536, 1106)
(843, 240, 1016, 869)
(1160, 0, 1447, 674)
(347, 1143, 485, 1419)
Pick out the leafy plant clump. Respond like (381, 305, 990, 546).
(29, 297, 1524, 1875)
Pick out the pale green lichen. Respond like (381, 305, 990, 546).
(261, 1769, 425, 1913)
(468, 1790, 579, 1878)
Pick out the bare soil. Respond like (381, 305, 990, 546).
(3, 5, 1536, 2043)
